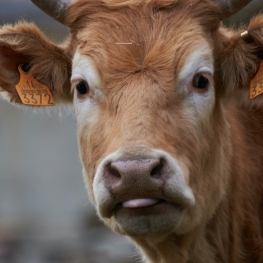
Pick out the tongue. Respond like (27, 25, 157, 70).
(122, 198, 159, 208)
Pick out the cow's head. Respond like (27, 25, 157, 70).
(1, 0, 263, 254)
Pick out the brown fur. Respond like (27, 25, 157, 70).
(1, 0, 263, 262)
(0, 22, 72, 103)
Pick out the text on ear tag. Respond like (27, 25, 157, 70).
(250, 60, 263, 99)
(15, 65, 55, 106)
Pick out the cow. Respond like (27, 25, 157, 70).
(1, 0, 263, 262)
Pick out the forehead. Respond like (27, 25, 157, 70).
(69, 0, 219, 84)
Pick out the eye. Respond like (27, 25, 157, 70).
(192, 74, 209, 89)
(21, 63, 30, 73)
(76, 81, 89, 95)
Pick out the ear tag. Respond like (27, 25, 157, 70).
(250, 60, 263, 99)
(15, 65, 55, 106)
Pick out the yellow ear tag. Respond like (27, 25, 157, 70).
(15, 65, 55, 106)
(250, 60, 263, 99)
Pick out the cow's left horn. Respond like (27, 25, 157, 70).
(213, 0, 252, 19)
(31, 0, 74, 25)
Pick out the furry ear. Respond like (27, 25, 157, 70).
(217, 15, 263, 107)
(248, 16, 263, 48)
(0, 22, 72, 105)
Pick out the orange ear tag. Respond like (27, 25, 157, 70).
(250, 60, 263, 99)
(15, 65, 55, 106)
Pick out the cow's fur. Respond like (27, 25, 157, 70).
(1, 0, 263, 262)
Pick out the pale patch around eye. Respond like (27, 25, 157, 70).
(71, 52, 101, 123)
(71, 52, 103, 101)
(176, 43, 215, 124)
(176, 43, 214, 96)
(71, 52, 101, 90)
(71, 73, 86, 84)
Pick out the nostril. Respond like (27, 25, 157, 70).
(150, 158, 165, 178)
(109, 166, 121, 178)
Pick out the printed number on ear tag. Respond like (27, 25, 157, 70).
(250, 61, 263, 99)
(15, 65, 55, 106)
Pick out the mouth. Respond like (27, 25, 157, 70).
(122, 198, 164, 208)
(116, 197, 183, 216)
(113, 198, 184, 236)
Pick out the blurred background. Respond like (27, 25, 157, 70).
(0, 0, 262, 263)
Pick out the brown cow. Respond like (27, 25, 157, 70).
(1, 0, 263, 262)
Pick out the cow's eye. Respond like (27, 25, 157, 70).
(192, 74, 209, 89)
(76, 81, 89, 95)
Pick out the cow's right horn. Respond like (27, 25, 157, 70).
(213, 0, 252, 19)
(31, 0, 74, 25)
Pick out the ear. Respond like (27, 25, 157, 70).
(0, 22, 72, 105)
(217, 15, 263, 107)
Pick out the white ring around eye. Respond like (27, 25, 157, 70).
(195, 67, 213, 76)
(71, 73, 86, 83)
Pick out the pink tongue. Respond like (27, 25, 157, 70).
(122, 198, 159, 208)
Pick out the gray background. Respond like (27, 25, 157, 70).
(0, 0, 262, 263)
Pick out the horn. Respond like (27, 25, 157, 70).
(31, 0, 74, 25)
(213, 0, 252, 19)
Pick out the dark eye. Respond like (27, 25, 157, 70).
(76, 81, 89, 94)
(192, 74, 209, 89)
(21, 63, 30, 72)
